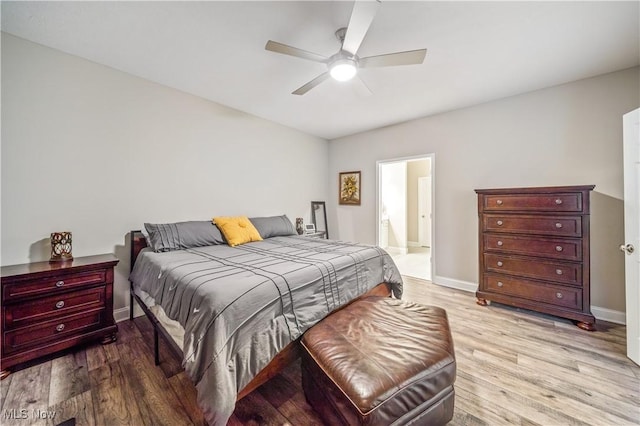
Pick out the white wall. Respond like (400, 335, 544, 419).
(1, 34, 329, 318)
(329, 67, 640, 315)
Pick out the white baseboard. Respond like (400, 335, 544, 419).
(386, 246, 409, 256)
(591, 306, 626, 325)
(433, 275, 477, 293)
(431, 275, 626, 325)
(407, 241, 431, 248)
(114, 307, 130, 323)
(114, 282, 626, 327)
(114, 305, 145, 323)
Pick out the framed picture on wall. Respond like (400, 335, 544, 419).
(339, 171, 361, 205)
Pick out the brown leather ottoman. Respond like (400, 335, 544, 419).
(300, 296, 456, 426)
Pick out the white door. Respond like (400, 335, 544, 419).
(379, 162, 408, 253)
(418, 177, 432, 247)
(622, 108, 639, 366)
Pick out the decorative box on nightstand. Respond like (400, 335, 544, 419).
(1, 254, 119, 378)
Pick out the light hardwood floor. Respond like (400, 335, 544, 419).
(1, 276, 638, 425)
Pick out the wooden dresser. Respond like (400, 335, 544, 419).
(1, 254, 119, 377)
(475, 185, 595, 330)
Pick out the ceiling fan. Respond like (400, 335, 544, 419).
(265, 0, 427, 95)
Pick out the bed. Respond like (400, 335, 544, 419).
(128, 217, 403, 425)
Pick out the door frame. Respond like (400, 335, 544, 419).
(376, 153, 435, 279)
(623, 108, 639, 365)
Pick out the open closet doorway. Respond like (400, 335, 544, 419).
(377, 155, 434, 281)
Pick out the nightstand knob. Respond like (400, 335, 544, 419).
(55, 280, 65, 287)
(555, 246, 563, 252)
(556, 292, 563, 299)
(497, 241, 503, 246)
(56, 324, 65, 332)
(497, 220, 503, 226)
(497, 281, 504, 287)
(496, 200, 503, 205)
(556, 269, 563, 275)
(555, 223, 563, 229)
(55, 300, 65, 309)
(497, 261, 503, 267)
(555, 199, 563, 205)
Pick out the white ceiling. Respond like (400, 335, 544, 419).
(2, 1, 639, 140)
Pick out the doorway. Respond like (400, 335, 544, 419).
(377, 155, 434, 281)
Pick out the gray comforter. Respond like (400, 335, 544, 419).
(129, 235, 403, 425)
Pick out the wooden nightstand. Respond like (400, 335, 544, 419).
(1, 254, 119, 378)
(305, 231, 327, 239)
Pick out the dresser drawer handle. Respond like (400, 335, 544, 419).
(555, 223, 563, 229)
(55, 300, 65, 309)
(497, 241, 503, 246)
(496, 199, 503, 205)
(555, 246, 563, 252)
(56, 324, 65, 332)
(497, 281, 504, 287)
(555, 199, 563, 205)
(497, 261, 503, 267)
(497, 220, 503, 226)
(55, 280, 65, 287)
(556, 269, 563, 275)
(556, 292, 563, 299)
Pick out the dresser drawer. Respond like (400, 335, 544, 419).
(3, 271, 106, 302)
(482, 193, 583, 212)
(3, 310, 104, 355)
(484, 235, 582, 261)
(483, 214, 582, 237)
(484, 274, 582, 310)
(4, 286, 105, 328)
(484, 253, 582, 285)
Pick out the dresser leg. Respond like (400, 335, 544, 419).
(476, 297, 488, 306)
(0, 369, 11, 380)
(575, 321, 596, 331)
(101, 333, 118, 344)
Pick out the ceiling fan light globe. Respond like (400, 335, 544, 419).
(330, 60, 357, 82)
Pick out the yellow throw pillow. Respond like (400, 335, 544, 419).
(213, 216, 263, 247)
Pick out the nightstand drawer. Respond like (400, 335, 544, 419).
(3, 271, 106, 302)
(483, 214, 582, 237)
(484, 274, 582, 310)
(484, 235, 582, 261)
(4, 310, 104, 354)
(482, 193, 582, 212)
(484, 253, 582, 286)
(5, 286, 105, 328)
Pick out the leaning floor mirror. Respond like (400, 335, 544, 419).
(311, 201, 329, 239)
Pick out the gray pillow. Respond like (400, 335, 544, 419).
(144, 221, 226, 252)
(249, 215, 296, 239)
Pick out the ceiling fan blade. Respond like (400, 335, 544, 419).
(359, 49, 427, 68)
(265, 40, 328, 63)
(292, 72, 330, 95)
(342, 0, 381, 55)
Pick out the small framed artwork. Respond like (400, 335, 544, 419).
(339, 171, 361, 205)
